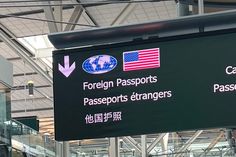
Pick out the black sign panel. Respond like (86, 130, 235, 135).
(53, 31, 236, 141)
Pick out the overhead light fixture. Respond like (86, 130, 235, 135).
(28, 80, 34, 96)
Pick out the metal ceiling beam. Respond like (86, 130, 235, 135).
(200, 131, 225, 156)
(12, 85, 51, 90)
(13, 72, 38, 77)
(54, 0, 63, 31)
(0, 6, 74, 19)
(35, 87, 53, 102)
(7, 57, 21, 61)
(111, 3, 137, 26)
(175, 130, 203, 157)
(76, 0, 99, 26)
(42, 1, 59, 33)
(84, 10, 99, 26)
(64, 5, 83, 31)
(0, 23, 53, 85)
(147, 133, 167, 153)
(123, 136, 142, 153)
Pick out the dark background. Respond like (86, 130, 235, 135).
(53, 31, 236, 141)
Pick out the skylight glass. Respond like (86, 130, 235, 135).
(18, 35, 54, 68)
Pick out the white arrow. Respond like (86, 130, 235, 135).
(58, 55, 75, 77)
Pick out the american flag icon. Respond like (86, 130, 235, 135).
(123, 48, 160, 71)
